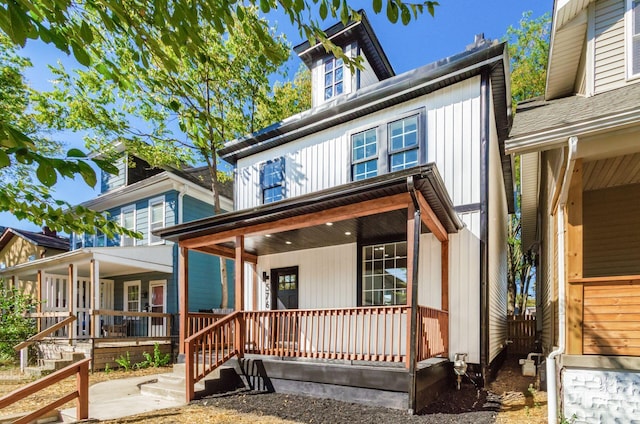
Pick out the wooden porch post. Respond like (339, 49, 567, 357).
(235, 236, 245, 358)
(179, 246, 189, 355)
(406, 204, 416, 370)
(251, 263, 258, 311)
(566, 159, 583, 355)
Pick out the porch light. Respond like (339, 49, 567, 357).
(326, 222, 333, 226)
(265, 234, 272, 237)
(345, 232, 351, 236)
(285, 241, 292, 245)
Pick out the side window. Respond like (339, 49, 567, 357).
(361, 241, 408, 306)
(352, 128, 378, 181)
(324, 57, 344, 100)
(120, 205, 136, 247)
(388, 115, 419, 172)
(148, 196, 165, 244)
(261, 158, 285, 204)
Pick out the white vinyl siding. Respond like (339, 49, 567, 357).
(148, 196, 165, 245)
(488, 99, 508, 363)
(120, 206, 136, 247)
(594, 0, 626, 92)
(235, 77, 481, 211)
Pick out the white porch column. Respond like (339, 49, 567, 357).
(69, 264, 77, 341)
(90, 259, 100, 338)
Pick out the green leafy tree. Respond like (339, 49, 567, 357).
(0, 0, 438, 239)
(45, 7, 294, 308)
(256, 64, 312, 127)
(0, 284, 37, 363)
(504, 11, 551, 315)
(0, 34, 133, 239)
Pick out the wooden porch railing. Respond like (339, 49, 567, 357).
(568, 275, 640, 356)
(14, 315, 77, 372)
(94, 310, 172, 338)
(184, 311, 242, 401)
(186, 312, 226, 337)
(0, 358, 90, 424)
(244, 306, 408, 362)
(416, 306, 448, 361)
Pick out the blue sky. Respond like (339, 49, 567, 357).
(2, 0, 552, 232)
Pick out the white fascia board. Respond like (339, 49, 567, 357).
(81, 172, 223, 212)
(0, 249, 93, 277)
(506, 109, 640, 155)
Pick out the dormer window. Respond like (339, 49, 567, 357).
(324, 57, 344, 100)
(627, 0, 640, 78)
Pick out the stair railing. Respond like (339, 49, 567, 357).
(0, 358, 90, 424)
(14, 315, 77, 373)
(184, 311, 243, 401)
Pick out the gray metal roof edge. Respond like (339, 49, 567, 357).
(155, 164, 459, 242)
(220, 41, 508, 163)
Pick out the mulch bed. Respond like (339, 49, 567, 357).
(195, 382, 500, 424)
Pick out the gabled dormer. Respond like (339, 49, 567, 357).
(293, 10, 394, 107)
(100, 153, 163, 194)
(546, 0, 640, 99)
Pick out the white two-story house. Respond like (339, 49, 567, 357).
(507, 0, 640, 422)
(158, 11, 514, 412)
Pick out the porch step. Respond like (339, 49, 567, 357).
(25, 352, 87, 378)
(140, 362, 244, 402)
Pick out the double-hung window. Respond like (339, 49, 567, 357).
(324, 57, 344, 100)
(121, 205, 136, 247)
(628, 0, 640, 78)
(148, 196, 165, 244)
(261, 158, 285, 204)
(361, 241, 408, 306)
(388, 115, 419, 172)
(352, 128, 378, 181)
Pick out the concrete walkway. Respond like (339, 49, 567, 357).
(61, 374, 186, 422)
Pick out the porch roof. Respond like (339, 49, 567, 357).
(0, 245, 173, 279)
(156, 164, 463, 253)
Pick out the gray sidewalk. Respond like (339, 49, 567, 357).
(61, 374, 186, 422)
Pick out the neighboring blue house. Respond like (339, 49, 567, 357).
(0, 152, 234, 370)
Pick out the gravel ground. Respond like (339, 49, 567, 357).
(194, 383, 500, 424)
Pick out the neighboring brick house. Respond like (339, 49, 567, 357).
(507, 0, 640, 422)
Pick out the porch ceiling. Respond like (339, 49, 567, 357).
(584, 153, 640, 192)
(220, 209, 418, 256)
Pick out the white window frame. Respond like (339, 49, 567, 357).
(120, 205, 136, 247)
(626, 0, 640, 79)
(323, 56, 345, 100)
(123, 280, 142, 313)
(148, 195, 165, 245)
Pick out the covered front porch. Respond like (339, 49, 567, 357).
(158, 166, 463, 411)
(1, 246, 175, 370)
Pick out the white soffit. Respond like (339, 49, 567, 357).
(520, 152, 540, 252)
(546, 7, 589, 100)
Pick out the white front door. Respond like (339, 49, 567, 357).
(149, 280, 167, 337)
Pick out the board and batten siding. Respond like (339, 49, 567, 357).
(593, 0, 626, 93)
(488, 100, 508, 363)
(358, 50, 380, 89)
(235, 77, 481, 211)
(584, 182, 640, 277)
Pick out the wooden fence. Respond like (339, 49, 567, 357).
(507, 315, 536, 355)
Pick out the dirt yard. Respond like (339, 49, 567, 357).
(0, 357, 547, 424)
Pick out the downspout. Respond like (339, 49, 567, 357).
(407, 176, 421, 414)
(547, 136, 578, 424)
